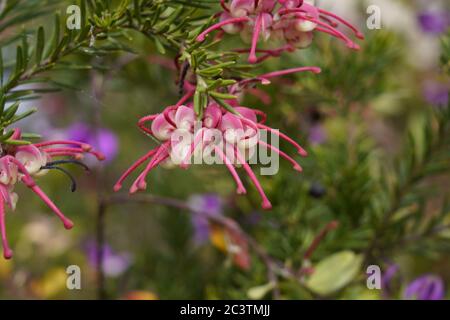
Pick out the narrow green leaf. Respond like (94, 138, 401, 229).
(0, 48, 3, 87)
(197, 68, 223, 77)
(193, 90, 201, 115)
(152, 36, 166, 54)
(36, 26, 45, 65)
(0, 94, 5, 116)
(14, 45, 23, 75)
(22, 32, 29, 68)
(45, 14, 61, 59)
(133, 0, 141, 24)
(209, 91, 237, 100)
(21, 132, 42, 140)
(201, 61, 236, 72)
(80, 0, 87, 30)
(211, 96, 240, 115)
(3, 101, 20, 120)
(10, 108, 37, 124)
(51, 34, 69, 60)
(4, 139, 31, 146)
(0, 130, 15, 142)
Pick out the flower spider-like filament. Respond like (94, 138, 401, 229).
(0, 129, 104, 259)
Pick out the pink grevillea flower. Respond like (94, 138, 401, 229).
(115, 67, 318, 209)
(0, 129, 104, 259)
(197, 0, 363, 63)
(114, 68, 318, 210)
(114, 102, 307, 209)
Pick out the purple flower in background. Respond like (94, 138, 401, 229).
(67, 122, 119, 162)
(309, 124, 327, 146)
(418, 11, 450, 35)
(403, 275, 445, 300)
(381, 264, 400, 298)
(244, 211, 262, 226)
(188, 194, 223, 244)
(423, 80, 449, 107)
(85, 241, 132, 278)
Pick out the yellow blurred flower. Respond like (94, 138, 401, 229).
(30, 268, 68, 299)
(123, 291, 159, 300)
(209, 225, 227, 252)
(0, 258, 13, 279)
(209, 224, 251, 270)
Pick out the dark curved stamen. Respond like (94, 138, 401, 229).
(45, 159, 90, 172)
(41, 165, 78, 192)
(178, 61, 190, 96)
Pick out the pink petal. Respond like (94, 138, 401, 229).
(203, 104, 222, 128)
(234, 106, 258, 123)
(151, 114, 174, 141)
(230, 0, 254, 17)
(220, 113, 244, 131)
(257, 0, 277, 12)
(174, 105, 196, 131)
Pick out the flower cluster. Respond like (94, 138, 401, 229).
(114, 68, 319, 210)
(0, 129, 104, 259)
(197, 0, 363, 63)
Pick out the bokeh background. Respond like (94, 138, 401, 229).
(0, 0, 449, 299)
